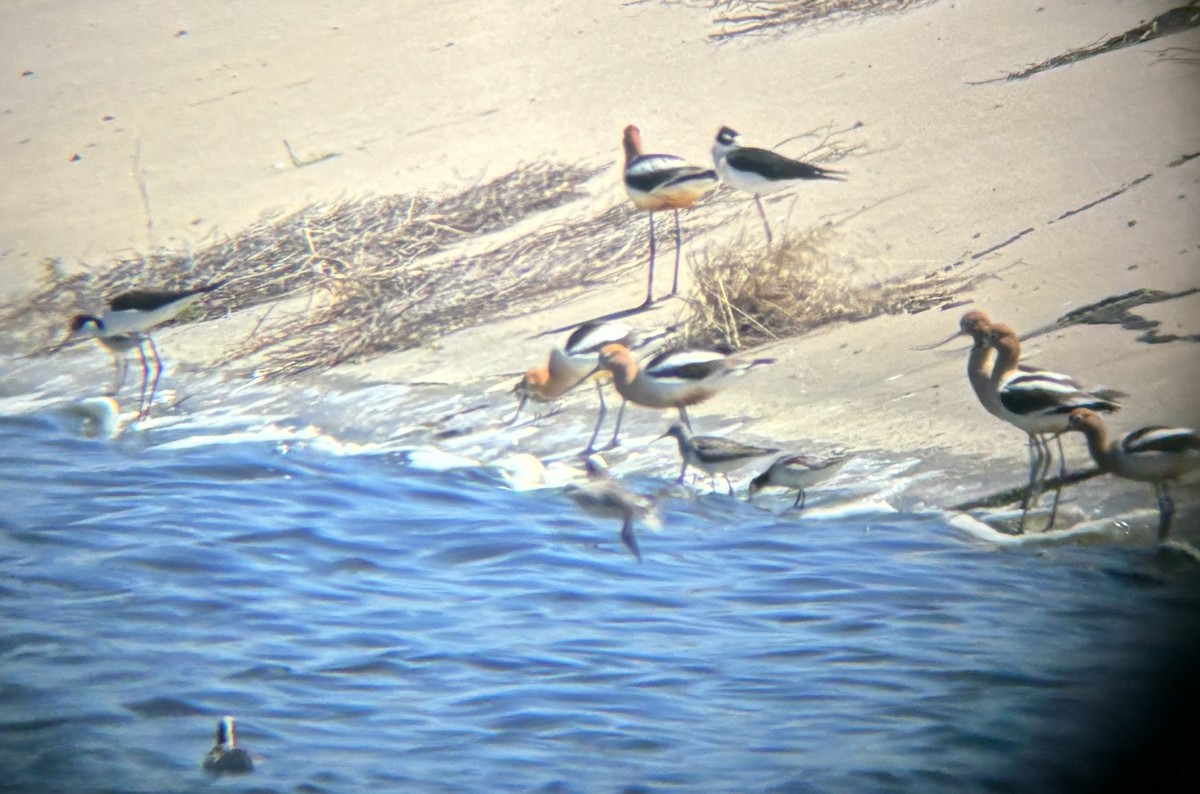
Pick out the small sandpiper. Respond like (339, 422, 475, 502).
(564, 454, 659, 562)
(203, 715, 254, 775)
(748, 451, 851, 511)
(711, 125, 845, 246)
(658, 422, 779, 495)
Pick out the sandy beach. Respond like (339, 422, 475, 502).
(2, 0, 1198, 524)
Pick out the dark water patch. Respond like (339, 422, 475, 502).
(123, 697, 207, 718)
(428, 537, 542, 566)
(227, 524, 371, 552)
(319, 556, 388, 575)
(316, 657, 409, 677)
(486, 709, 582, 734)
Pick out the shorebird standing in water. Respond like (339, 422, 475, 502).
(711, 125, 845, 247)
(748, 451, 851, 511)
(1068, 408, 1200, 542)
(983, 322, 1122, 532)
(921, 309, 1125, 524)
(203, 715, 254, 775)
(658, 422, 779, 495)
(590, 343, 775, 450)
(513, 320, 677, 452)
(622, 125, 718, 308)
(59, 281, 226, 420)
(513, 320, 637, 427)
(564, 454, 658, 562)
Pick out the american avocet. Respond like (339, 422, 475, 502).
(658, 422, 779, 494)
(711, 126, 845, 247)
(944, 310, 1125, 419)
(955, 309, 1006, 418)
(984, 322, 1122, 531)
(1068, 408, 1200, 542)
(748, 451, 851, 510)
(564, 454, 658, 562)
(512, 320, 636, 419)
(591, 343, 775, 448)
(924, 309, 1126, 517)
(203, 716, 254, 775)
(623, 125, 718, 308)
(61, 281, 226, 420)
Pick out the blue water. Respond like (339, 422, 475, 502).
(2, 386, 1199, 793)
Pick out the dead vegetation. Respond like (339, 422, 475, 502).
(624, 0, 934, 40)
(679, 226, 982, 350)
(4, 160, 636, 372)
(216, 201, 663, 378)
(707, 0, 937, 41)
(7, 124, 954, 380)
(970, 3, 1200, 84)
(18, 160, 602, 325)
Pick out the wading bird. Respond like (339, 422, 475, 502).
(623, 125, 718, 307)
(1068, 408, 1200, 542)
(60, 281, 226, 420)
(711, 126, 844, 246)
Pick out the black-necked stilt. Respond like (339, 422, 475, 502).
(658, 422, 779, 494)
(203, 715, 254, 775)
(590, 343, 775, 449)
(623, 125, 718, 307)
(711, 126, 845, 246)
(984, 322, 1122, 532)
(748, 451, 851, 510)
(564, 454, 658, 562)
(61, 280, 226, 420)
(1068, 408, 1200, 542)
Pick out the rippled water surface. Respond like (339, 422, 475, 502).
(2, 397, 1199, 793)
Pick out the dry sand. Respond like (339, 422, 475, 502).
(2, 1, 1198, 520)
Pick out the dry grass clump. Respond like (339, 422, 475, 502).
(708, 0, 937, 41)
(224, 201, 659, 378)
(3, 160, 603, 347)
(680, 227, 980, 350)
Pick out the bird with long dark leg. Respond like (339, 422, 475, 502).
(59, 281, 226, 420)
(711, 126, 845, 247)
(983, 323, 1122, 532)
(564, 454, 658, 562)
(622, 125, 717, 308)
(658, 422, 779, 495)
(748, 451, 851, 511)
(512, 320, 637, 425)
